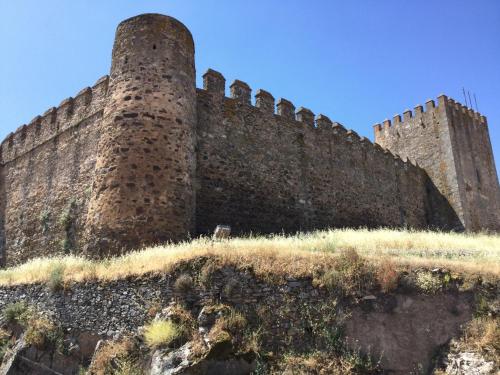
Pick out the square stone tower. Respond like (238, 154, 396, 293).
(374, 95, 500, 231)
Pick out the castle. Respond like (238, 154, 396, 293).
(0, 13, 499, 266)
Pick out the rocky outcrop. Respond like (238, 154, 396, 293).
(0, 265, 497, 374)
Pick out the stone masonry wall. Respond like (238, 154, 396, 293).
(85, 14, 198, 256)
(374, 96, 500, 231)
(195, 70, 447, 236)
(446, 99, 500, 231)
(0, 69, 462, 267)
(0, 76, 109, 266)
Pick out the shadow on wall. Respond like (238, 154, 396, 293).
(193, 168, 464, 238)
(424, 173, 464, 232)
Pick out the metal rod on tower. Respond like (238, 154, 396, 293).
(474, 93, 479, 112)
(463, 87, 468, 107)
(467, 91, 472, 109)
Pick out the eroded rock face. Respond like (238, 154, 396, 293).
(149, 303, 256, 375)
(150, 344, 255, 375)
(345, 293, 474, 374)
(443, 352, 496, 375)
(150, 343, 193, 375)
(0, 333, 26, 375)
(0, 268, 493, 374)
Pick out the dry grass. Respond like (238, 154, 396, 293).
(88, 339, 134, 375)
(0, 228, 498, 286)
(270, 350, 381, 374)
(24, 315, 58, 349)
(376, 258, 399, 293)
(461, 317, 499, 358)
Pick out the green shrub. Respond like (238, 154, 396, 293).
(415, 272, 442, 294)
(39, 210, 50, 233)
(61, 238, 72, 254)
(143, 320, 183, 349)
(24, 315, 63, 351)
(474, 294, 490, 317)
(47, 263, 65, 291)
(2, 302, 28, 324)
(59, 209, 73, 231)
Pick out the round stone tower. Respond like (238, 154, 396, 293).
(86, 14, 197, 255)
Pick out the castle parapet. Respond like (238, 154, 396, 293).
(315, 114, 332, 129)
(255, 89, 275, 113)
(277, 98, 295, 120)
(1, 75, 109, 164)
(203, 69, 226, 95)
(230, 80, 251, 104)
(296, 107, 314, 126)
(374, 94, 488, 144)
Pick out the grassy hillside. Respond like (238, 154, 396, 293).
(0, 228, 498, 374)
(0, 228, 498, 286)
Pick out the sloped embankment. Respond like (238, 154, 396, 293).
(0, 254, 497, 374)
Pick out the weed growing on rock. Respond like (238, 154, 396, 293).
(2, 303, 64, 353)
(270, 350, 381, 374)
(223, 277, 240, 298)
(88, 339, 137, 375)
(217, 309, 247, 334)
(166, 303, 196, 331)
(2, 301, 28, 324)
(0, 328, 10, 362)
(39, 210, 50, 233)
(377, 258, 399, 292)
(461, 317, 499, 360)
(61, 238, 72, 254)
(113, 356, 143, 375)
(24, 315, 63, 351)
(146, 299, 162, 318)
(59, 199, 78, 254)
(144, 320, 184, 349)
(415, 272, 442, 294)
(47, 262, 65, 291)
(474, 293, 491, 317)
(199, 260, 218, 288)
(174, 274, 194, 294)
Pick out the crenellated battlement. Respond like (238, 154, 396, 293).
(200, 68, 374, 131)
(373, 95, 487, 141)
(199, 68, 417, 178)
(372, 92, 499, 232)
(1, 75, 109, 164)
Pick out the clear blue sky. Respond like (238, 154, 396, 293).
(1, 0, 499, 176)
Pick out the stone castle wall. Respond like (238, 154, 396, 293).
(0, 13, 497, 266)
(0, 77, 109, 265)
(85, 15, 198, 255)
(195, 72, 456, 236)
(446, 99, 500, 231)
(374, 96, 500, 231)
